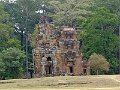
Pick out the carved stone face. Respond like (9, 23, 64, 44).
(64, 51, 76, 60)
(41, 57, 47, 65)
(54, 31, 61, 38)
(64, 40, 74, 49)
(37, 34, 43, 40)
(64, 31, 74, 39)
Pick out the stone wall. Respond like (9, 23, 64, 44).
(32, 23, 89, 77)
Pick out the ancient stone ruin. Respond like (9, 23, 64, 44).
(32, 20, 90, 77)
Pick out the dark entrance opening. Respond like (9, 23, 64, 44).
(83, 68, 86, 75)
(47, 66, 52, 74)
(47, 57, 52, 61)
(69, 66, 73, 73)
(46, 57, 53, 75)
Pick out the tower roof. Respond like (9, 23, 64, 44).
(63, 28, 75, 31)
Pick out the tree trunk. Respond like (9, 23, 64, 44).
(21, 30, 24, 50)
(118, 26, 120, 74)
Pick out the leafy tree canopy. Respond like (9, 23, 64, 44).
(0, 2, 20, 51)
(48, 0, 92, 26)
(0, 47, 26, 79)
(89, 53, 109, 75)
(80, 7, 119, 74)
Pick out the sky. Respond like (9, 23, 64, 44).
(0, 0, 16, 2)
(8, 0, 16, 2)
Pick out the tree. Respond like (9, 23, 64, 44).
(93, 0, 120, 14)
(80, 7, 119, 74)
(48, 0, 91, 26)
(0, 47, 26, 79)
(92, 0, 120, 74)
(0, 53, 5, 79)
(29, 25, 38, 48)
(4, 0, 40, 50)
(0, 1, 20, 52)
(89, 53, 109, 75)
(4, 0, 43, 78)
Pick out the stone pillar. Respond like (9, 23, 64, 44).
(66, 66, 69, 76)
(53, 60, 57, 75)
(86, 66, 90, 75)
(41, 57, 47, 76)
(42, 64, 46, 76)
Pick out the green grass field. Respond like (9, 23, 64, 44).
(0, 75, 120, 90)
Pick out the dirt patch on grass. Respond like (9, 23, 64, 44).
(58, 79, 92, 86)
(0, 80, 15, 84)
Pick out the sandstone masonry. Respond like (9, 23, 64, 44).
(32, 22, 89, 77)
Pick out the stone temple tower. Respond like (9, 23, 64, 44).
(32, 21, 83, 77)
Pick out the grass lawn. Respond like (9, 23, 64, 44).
(0, 75, 120, 90)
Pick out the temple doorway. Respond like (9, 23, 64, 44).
(69, 66, 73, 73)
(45, 57, 53, 75)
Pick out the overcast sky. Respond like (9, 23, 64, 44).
(0, 0, 16, 2)
(8, 0, 16, 1)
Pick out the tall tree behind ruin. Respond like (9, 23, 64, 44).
(48, 0, 92, 26)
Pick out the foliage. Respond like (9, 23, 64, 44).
(4, 0, 40, 50)
(0, 48, 26, 79)
(29, 25, 38, 48)
(4, 0, 42, 76)
(81, 7, 119, 57)
(89, 53, 109, 75)
(0, 53, 5, 78)
(93, 0, 120, 14)
(48, 0, 92, 26)
(80, 7, 119, 74)
(87, 7, 119, 30)
(0, 2, 20, 51)
(92, 0, 120, 73)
